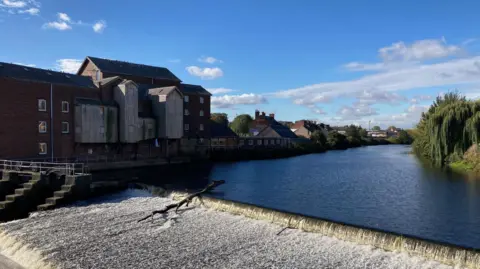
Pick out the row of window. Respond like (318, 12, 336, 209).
(240, 139, 283, 146)
(184, 124, 204, 131)
(184, 109, 204, 116)
(184, 96, 205, 104)
(38, 99, 70, 113)
(38, 121, 70, 134)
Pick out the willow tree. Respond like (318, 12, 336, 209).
(413, 91, 480, 165)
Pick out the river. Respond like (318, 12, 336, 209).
(207, 145, 480, 249)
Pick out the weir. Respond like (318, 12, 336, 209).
(172, 193, 480, 269)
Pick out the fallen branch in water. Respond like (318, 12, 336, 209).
(138, 180, 225, 223)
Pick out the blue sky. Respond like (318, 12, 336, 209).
(2, 0, 480, 128)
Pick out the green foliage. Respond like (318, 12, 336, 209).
(412, 90, 480, 165)
(327, 132, 349, 149)
(211, 113, 229, 126)
(359, 128, 368, 138)
(310, 130, 327, 147)
(229, 114, 253, 135)
(388, 130, 413, 144)
(372, 126, 381, 131)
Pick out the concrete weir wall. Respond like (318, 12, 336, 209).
(173, 193, 480, 269)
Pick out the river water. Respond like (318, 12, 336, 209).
(207, 145, 480, 249)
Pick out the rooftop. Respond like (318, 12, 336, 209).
(0, 62, 96, 89)
(80, 56, 181, 82)
(181, 84, 212, 96)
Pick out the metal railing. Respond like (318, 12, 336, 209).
(0, 160, 85, 175)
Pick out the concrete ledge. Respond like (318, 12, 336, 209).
(87, 157, 190, 172)
(0, 253, 24, 269)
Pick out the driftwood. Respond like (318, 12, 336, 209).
(138, 180, 225, 223)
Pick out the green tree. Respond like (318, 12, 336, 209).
(397, 130, 412, 144)
(372, 126, 381, 131)
(387, 125, 397, 131)
(229, 114, 253, 135)
(359, 128, 368, 138)
(311, 130, 327, 147)
(327, 132, 349, 149)
(211, 113, 229, 126)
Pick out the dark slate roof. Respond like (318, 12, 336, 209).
(137, 84, 155, 100)
(75, 97, 116, 106)
(95, 76, 122, 87)
(255, 117, 298, 138)
(83, 56, 181, 82)
(210, 120, 238, 138)
(0, 62, 96, 88)
(181, 84, 212, 96)
(148, 86, 180, 96)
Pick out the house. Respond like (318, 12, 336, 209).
(368, 131, 388, 138)
(210, 120, 238, 150)
(250, 110, 277, 135)
(180, 84, 212, 155)
(290, 120, 328, 139)
(331, 126, 347, 135)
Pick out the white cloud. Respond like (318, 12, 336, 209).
(2, 0, 26, 8)
(18, 7, 38, 15)
(207, 88, 236, 95)
(211, 93, 267, 108)
(409, 95, 432, 104)
(43, 21, 71, 31)
(13, 62, 35, 67)
(355, 90, 407, 105)
(55, 59, 82, 73)
(343, 38, 461, 72)
(337, 103, 378, 120)
(92, 20, 106, 33)
(307, 104, 326, 115)
(276, 56, 480, 106)
(186, 66, 224, 80)
(379, 38, 461, 62)
(198, 56, 223, 64)
(58, 12, 70, 22)
(168, 59, 181, 63)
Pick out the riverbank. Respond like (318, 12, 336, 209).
(0, 190, 456, 269)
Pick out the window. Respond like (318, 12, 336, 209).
(38, 121, 47, 133)
(184, 95, 189, 102)
(62, 122, 69, 134)
(199, 138, 204, 144)
(200, 124, 204, 131)
(265, 140, 269, 145)
(147, 123, 154, 137)
(61, 101, 69, 113)
(271, 139, 275, 145)
(248, 140, 254, 146)
(39, 143, 47, 155)
(239, 139, 245, 146)
(184, 124, 189, 131)
(100, 127, 105, 134)
(257, 139, 262, 145)
(38, 99, 46, 111)
(200, 110, 204, 117)
(200, 97, 204, 104)
(95, 70, 101, 81)
(276, 139, 281, 145)
(184, 109, 189, 116)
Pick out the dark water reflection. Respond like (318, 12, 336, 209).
(207, 145, 480, 249)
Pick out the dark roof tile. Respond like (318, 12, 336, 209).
(84, 56, 181, 81)
(210, 120, 238, 138)
(181, 84, 212, 96)
(0, 62, 96, 88)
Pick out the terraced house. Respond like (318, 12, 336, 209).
(0, 57, 211, 161)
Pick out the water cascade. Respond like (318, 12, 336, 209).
(172, 193, 480, 268)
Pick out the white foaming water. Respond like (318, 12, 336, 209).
(0, 190, 465, 269)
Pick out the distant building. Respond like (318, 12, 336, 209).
(210, 120, 238, 150)
(291, 120, 328, 139)
(368, 131, 388, 138)
(331, 126, 348, 135)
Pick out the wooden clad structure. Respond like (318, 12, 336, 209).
(148, 86, 183, 139)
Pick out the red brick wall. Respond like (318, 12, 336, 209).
(0, 78, 100, 160)
(183, 94, 211, 139)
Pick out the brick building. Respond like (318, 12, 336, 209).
(0, 62, 99, 160)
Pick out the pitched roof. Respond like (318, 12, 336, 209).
(0, 62, 96, 89)
(181, 84, 212, 96)
(256, 124, 298, 138)
(292, 120, 321, 132)
(95, 76, 122, 87)
(79, 56, 181, 82)
(148, 86, 182, 96)
(210, 120, 238, 138)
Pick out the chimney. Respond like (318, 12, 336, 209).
(269, 113, 275, 119)
(255, 110, 260, 119)
(261, 111, 266, 116)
